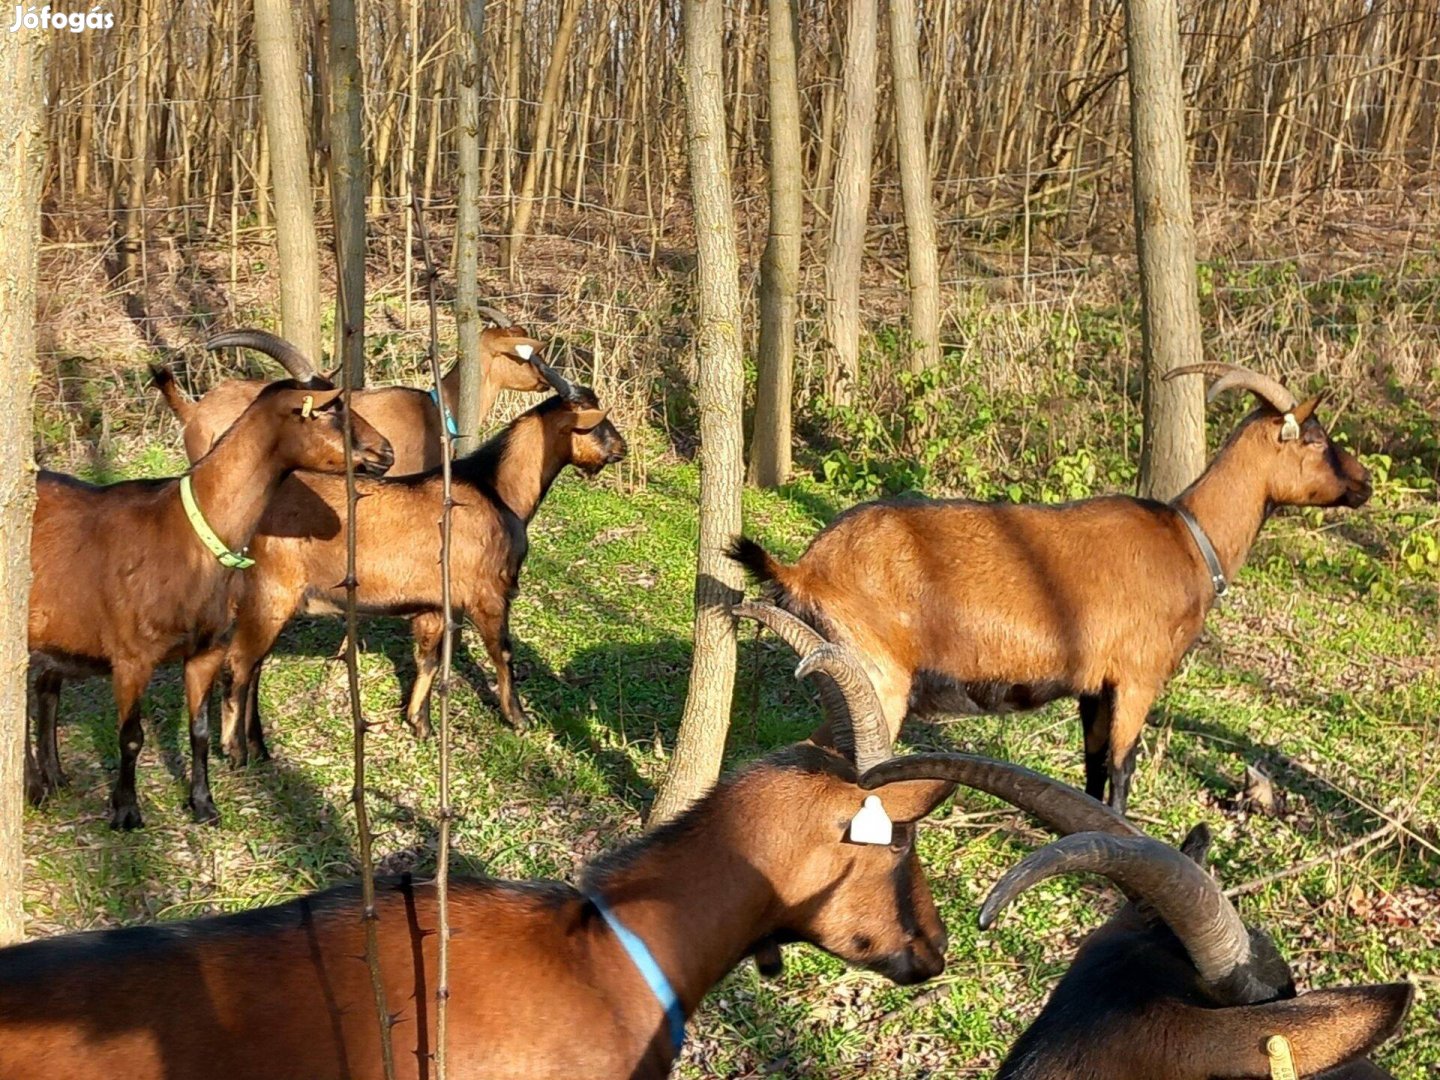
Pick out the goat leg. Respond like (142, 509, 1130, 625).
(108, 665, 152, 830)
(32, 670, 66, 794)
(184, 649, 226, 825)
(405, 612, 443, 740)
(245, 675, 270, 764)
(1104, 686, 1154, 817)
(23, 694, 45, 806)
(1078, 690, 1113, 802)
(479, 606, 529, 731)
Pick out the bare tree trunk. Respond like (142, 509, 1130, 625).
(330, 0, 367, 385)
(649, 0, 745, 825)
(1125, 0, 1205, 500)
(0, 24, 43, 947)
(749, 0, 801, 488)
(887, 0, 941, 376)
(454, 0, 486, 455)
(823, 0, 879, 407)
(256, 0, 322, 361)
(500, 0, 584, 275)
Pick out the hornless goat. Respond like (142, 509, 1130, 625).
(859, 756, 1412, 1079)
(216, 354, 626, 769)
(159, 323, 551, 473)
(731, 362, 1372, 814)
(27, 378, 394, 828)
(0, 622, 998, 1080)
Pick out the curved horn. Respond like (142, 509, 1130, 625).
(206, 329, 319, 383)
(734, 601, 855, 760)
(795, 644, 891, 771)
(980, 831, 1252, 988)
(477, 304, 513, 327)
(860, 753, 1141, 839)
(527, 352, 580, 402)
(1163, 362, 1298, 415)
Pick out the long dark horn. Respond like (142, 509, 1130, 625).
(795, 644, 891, 771)
(477, 304, 513, 327)
(980, 832, 1252, 988)
(1163, 362, 1298, 415)
(860, 753, 1140, 839)
(526, 351, 579, 402)
(206, 329, 319, 383)
(733, 601, 855, 760)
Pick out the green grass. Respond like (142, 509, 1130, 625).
(24, 447, 1438, 1076)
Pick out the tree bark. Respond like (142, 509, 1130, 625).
(1125, 0, 1205, 500)
(748, 0, 802, 488)
(649, 0, 745, 825)
(887, 0, 941, 376)
(823, 0, 879, 407)
(329, 0, 367, 386)
(500, 0, 584, 275)
(453, 0, 486, 455)
(0, 24, 44, 947)
(255, 0, 323, 362)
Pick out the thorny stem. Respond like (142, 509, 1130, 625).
(412, 184, 454, 1080)
(340, 255, 396, 1079)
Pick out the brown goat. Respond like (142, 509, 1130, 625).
(0, 629, 981, 1080)
(861, 754, 1412, 1078)
(731, 363, 1372, 814)
(216, 366, 627, 771)
(159, 325, 551, 473)
(27, 378, 394, 829)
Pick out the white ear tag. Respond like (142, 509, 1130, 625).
(301, 395, 314, 418)
(1280, 413, 1300, 441)
(849, 795, 893, 846)
(513, 343, 534, 360)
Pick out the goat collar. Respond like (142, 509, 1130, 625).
(428, 386, 459, 437)
(586, 890, 686, 1056)
(179, 475, 255, 570)
(1173, 504, 1227, 597)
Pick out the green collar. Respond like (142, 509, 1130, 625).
(180, 474, 255, 570)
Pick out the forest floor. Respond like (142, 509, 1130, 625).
(25, 424, 1439, 1077)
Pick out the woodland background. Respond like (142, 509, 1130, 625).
(13, 0, 1440, 1074)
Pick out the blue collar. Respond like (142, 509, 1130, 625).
(586, 891, 686, 1056)
(428, 386, 459, 437)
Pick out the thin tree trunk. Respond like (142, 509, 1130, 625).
(0, 21, 43, 947)
(749, 0, 802, 488)
(649, 0, 745, 825)
(330, 0, 367, 385)
(1126, 0, 1206, 500)
(500, 0, 584, 274)
(454, 0, 486, 455)
(823, 0, 879, 407)
(255, 0, 322, 361)
(887, 0, 941, 376)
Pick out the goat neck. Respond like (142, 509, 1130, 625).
(1171, 430, 1271, 587)
(490, 410, 571, 522)
(583, 793, 784, 1021)
(183, 406, 294, 559)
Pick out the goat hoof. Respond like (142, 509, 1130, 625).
(24, 776, 46, 807)
(109, 805, 145, 831)
(505, 708, 530, 732)
(247, 740, 271, 764)
(189, 798, 221, 826)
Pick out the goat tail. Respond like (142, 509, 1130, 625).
(150, 366, 195, 425)
(725, 535, 798, 594)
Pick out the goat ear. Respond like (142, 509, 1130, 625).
(1180, 984, 1413, 1077)
(1291, 391, 1328, 427)
(573, 407, 609, 431)
(505, 337, 545, 361)
(867, 777, 955, 824)
(1178, 822, 1213, 865)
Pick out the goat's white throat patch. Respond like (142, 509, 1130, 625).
(849, 795, 893, 846)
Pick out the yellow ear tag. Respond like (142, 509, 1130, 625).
(849, 796, 893, 846)
(301, 395, 314, 419)
(1266, 1035, 1297, 1080)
